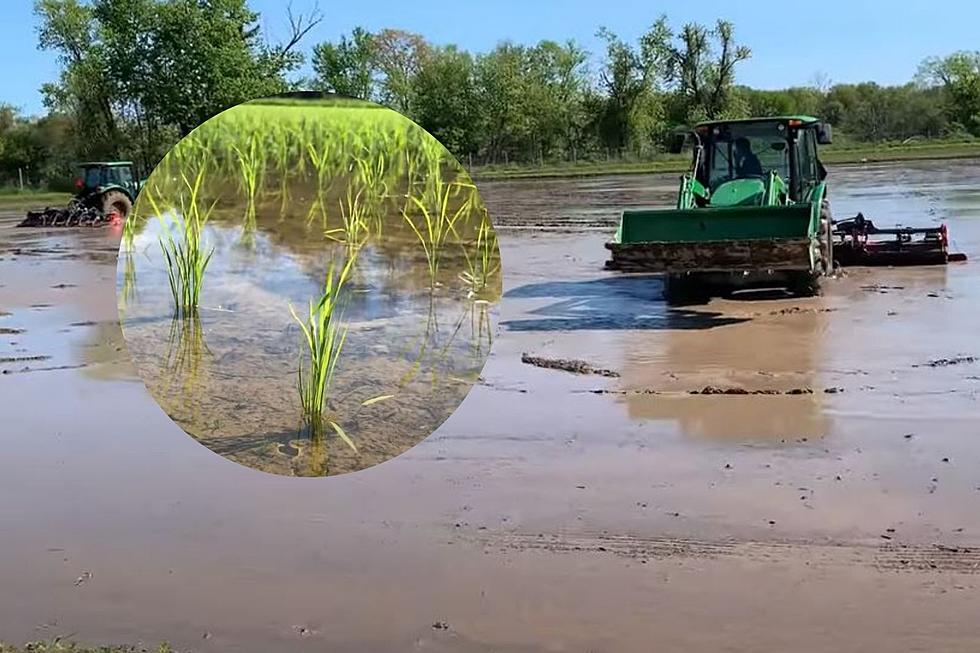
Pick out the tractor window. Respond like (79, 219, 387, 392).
(797, 130, 819, 187)
(706, 122, 790, 191)
(82, 168, 101, 188)
(105, 166, 133, 186)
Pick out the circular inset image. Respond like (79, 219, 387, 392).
(117, 92, 501, 477)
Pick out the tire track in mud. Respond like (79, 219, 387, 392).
(463, 530, 980, 574)
(875, 542, 980, 573)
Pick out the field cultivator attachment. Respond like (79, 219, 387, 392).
(17, 200, 121, 228)
(832, 214, 967, 266)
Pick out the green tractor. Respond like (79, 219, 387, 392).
(605, 116, 836, 301)
(19, 161, 145, 227)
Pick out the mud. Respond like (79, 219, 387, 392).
(3, 159, 980, 652)
(520, 353, 619, 377)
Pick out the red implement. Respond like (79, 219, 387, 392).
(832, 214, 967, 266)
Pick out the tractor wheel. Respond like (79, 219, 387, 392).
(101, 190, 132, 223)
(664, 273, 711, 305)
(819, 198, 834, 275)
(789, 271, 822, 298)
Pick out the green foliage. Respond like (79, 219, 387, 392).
(917, 51, 980, 135)
(312, 27, 378, 100)
(408, 45, 483, 156)
(31, 0, 320, 174)
(5, 7, 979, 193)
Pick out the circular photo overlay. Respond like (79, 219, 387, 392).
(117, 92, 501, 477)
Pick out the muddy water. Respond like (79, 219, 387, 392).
(2, 159, 980, 652)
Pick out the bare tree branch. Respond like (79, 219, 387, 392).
(282, 1, 323, 56)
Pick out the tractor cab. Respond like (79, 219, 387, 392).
(669, 116, 832, 208)
(70, 161, 144, 222)
(75, 162, 140, 197)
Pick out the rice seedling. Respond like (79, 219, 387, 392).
(119, 250, 139, 309)
(457, 207, 501, 298)
(403, 180, 474, 289)
(146, 170, 217, 317)
(122, 211, 139, 253)
(231, 132, 262, 232)
(288, 256, 357, 450)
(325, 184, 372, 257)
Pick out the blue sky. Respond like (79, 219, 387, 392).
(3, 0, 979, 117)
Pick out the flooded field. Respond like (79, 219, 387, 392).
(122, 182, 496, 477)
(3, 159, 980, 652)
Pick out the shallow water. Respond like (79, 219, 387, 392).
(2, 158, 980, 652)
(120, 182, 499, 477)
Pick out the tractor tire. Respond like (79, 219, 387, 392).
(101, 190, 132, 223)
(664, 273, 711, 306)
(819, 198, 834, 275)
(789, 271, 822, 298)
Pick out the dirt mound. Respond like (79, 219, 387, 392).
(520, 353, 620, 377)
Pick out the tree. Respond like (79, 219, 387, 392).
(524, 40, 591, 159)
(917, 51, 980, 135)
(372, 29, 430, 114)
(642, 15, 751, 123)
(409, 45, 480, 156)
(474, 42, 533, 160)
(34, 0, 320, 170)
(311, 27, 378, 101)
(594, 27, 654, 150)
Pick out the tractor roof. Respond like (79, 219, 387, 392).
(78, 161, 134, 167)
(695, 115, 821, 128)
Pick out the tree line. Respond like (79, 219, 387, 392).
(2, 0, 980, 190)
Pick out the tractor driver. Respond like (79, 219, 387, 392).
(734, 137, 764, 177)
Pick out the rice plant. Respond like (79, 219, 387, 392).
(403, 180, 474, 288)
(232, 132, 262, 232)
(122, 210, 139, 253)
(326, 184, 371, 256)
(288, 256, 357, 450)
(147, 170, 216, 317)
(455, 198, 499, 297)
(119, 250, 139, 309)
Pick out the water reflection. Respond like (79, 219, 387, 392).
(120, 195, 500, 477)
(614, 302, 832, 442)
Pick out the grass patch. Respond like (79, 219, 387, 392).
(0, 192, 73, 211)
(468, 139, 980, 181)
(0, 640, 172, 653)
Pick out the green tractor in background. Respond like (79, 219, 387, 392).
(606, 116, 836, 301)
(19, 161, 145, 227)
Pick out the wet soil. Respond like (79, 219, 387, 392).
(3, 159, 980, 652)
